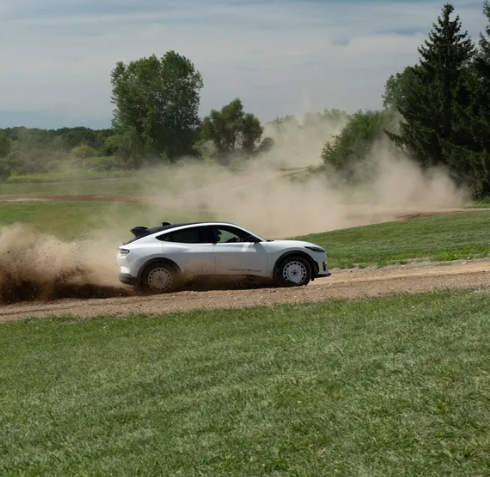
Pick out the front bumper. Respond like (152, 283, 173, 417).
(312, 261, 331, 279)
(119, 273, 139, 286)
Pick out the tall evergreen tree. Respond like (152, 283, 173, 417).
(441, 0, 490, 195)
(386, 3, 475, 170)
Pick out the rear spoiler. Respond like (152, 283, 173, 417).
(129, 222, 172, 239)
(130, 226, 149, 238)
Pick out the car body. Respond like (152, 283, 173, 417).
(117, 221, 331, 293)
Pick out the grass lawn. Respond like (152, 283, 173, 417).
(0, 175, 150, 196)
(296, 210, 490, 268)
(0, 168, 175, 196)
(0, 165, 268, 197)
(1, 289, 490, 476)
(467, 197, 490, 208)
(0, 202, 216, 241)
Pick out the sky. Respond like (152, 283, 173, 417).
(0, 0, 488, 129)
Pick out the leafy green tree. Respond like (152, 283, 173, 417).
(304, 109, 349, 126)
(382, 65, 421, 111)
(201, 98, 271, 160)
(321, 110, 394, 181)
(0, 130, 11, 158)
(386, 3, 475, 169)
(110, 51, 204, 162)
(101, 135, 119, 156)
(271, 115, 298, 126)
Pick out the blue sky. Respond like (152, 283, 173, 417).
(0, 0, 487, 129)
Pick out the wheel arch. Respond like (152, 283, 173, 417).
(273, 250, 318, 276)
(137, 257, 182, 284)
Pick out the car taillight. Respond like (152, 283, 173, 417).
(119, 249, 130, 256)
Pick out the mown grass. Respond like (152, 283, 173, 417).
(0, 165, 212, 196)
(1, 289, 490, 476)
(0, 202, 215, 241)
(0, 173, 163, 196)
(297, 210, 490, 268)
(470, 197, 490, 208)
(5, 169, 135, 184)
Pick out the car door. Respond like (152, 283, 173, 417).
(160, 225, 216, 275)
(207, 225, 268, 276)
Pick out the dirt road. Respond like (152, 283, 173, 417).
(1, 259, 488, 322)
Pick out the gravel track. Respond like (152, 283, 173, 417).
(1, 259, 488, 322)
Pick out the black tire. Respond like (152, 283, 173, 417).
(140, 262, 180, 294)
(274, 255, 312, 287)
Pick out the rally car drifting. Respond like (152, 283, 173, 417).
(117, 221, 331, 293)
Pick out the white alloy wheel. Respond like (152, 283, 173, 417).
(275, 256, 312, 287)
(282, 260, 308, 284)
(146, 266, 174, 292)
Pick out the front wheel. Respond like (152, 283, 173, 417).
(275, 256, 312, 287)
(140, 263, 180, 294)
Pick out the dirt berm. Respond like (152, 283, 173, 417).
(1, 259, 488, 322)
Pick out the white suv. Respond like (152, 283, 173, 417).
(117, 221, 331, 293)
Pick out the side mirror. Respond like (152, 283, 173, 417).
(248, 235, 261, 243)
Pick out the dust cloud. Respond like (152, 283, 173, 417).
(117, 116, 469, 238)
(0, 224, 130, 304)
(0, 114, 470, 304)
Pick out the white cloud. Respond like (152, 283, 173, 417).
(0, 0, 487, 127)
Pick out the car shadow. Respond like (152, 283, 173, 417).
(177, 275, 278, 292)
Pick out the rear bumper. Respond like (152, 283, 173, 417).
(119, 273, 139, 286)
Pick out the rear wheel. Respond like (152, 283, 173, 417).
(140, 263, 180, 294)
(275, 256, 312, 287)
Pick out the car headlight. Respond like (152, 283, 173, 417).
(305, 246, 325, 253)
(119, 249, 130, 256)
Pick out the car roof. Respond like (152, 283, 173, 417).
(124, 221, 266, 245)
(148, 221, 239, 234)
(128, 221, 245, 241)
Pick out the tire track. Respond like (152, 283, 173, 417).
(1, 259, 488, 322)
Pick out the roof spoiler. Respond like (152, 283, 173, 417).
(130, 222, 171, 238)
(130, 226, 149, 238)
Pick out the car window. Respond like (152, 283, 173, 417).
(160, 227, 204, 244)
(209, 226, 254, 244)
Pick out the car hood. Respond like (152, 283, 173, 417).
(266, 239, 325, 250)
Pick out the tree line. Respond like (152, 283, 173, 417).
(324, 1, 490, 196)
(1, 2, 490, 196)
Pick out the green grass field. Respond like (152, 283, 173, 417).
(0, 176, 145, 196)
(0, 201, 216, 241)
(469, 197, 490, 208)
(0, 170, 174, 196)
(1, 201, 489, 267)
(297, 210, 490, 268)
(1, 289, 490, 476)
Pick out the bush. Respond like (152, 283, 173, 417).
(83, 155, 117, 172)
(320, 110, 396, 181)
(71, 145, 99, 159)
(0, 159, 10, 181)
